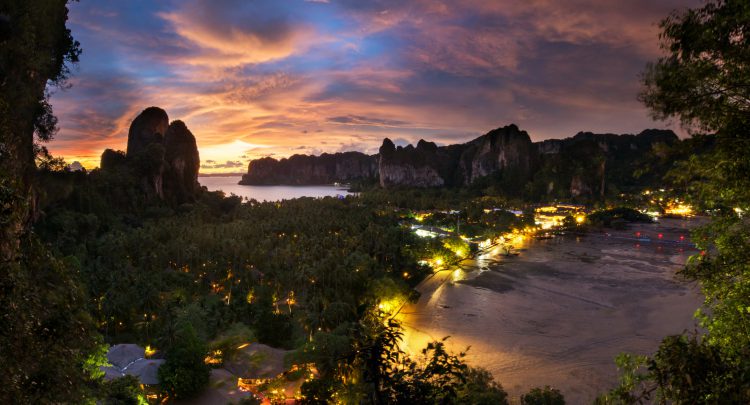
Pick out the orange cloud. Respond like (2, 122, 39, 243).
(157, 0, 317, 67)
(48, 0, 695, 174)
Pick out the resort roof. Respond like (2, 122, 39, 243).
(107, 343, 145, 369)
(224, 343, 290, 379)
(124, 358, 165, 385)
(101, 365, 125, 380)
(100, 344, 164, 386)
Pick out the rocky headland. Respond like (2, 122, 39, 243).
(239, 152, 376, 185)
(241, 124, 678, 198)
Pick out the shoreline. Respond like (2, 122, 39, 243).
(398, 218, 704, 403)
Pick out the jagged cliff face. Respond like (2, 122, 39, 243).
(459, 124, 535, 184)
(164, 120, 200, 202)
(378, 139, 450, 188)
(531, 129, 678, 199)
(240, 152, 377, 185)
(377, 124, 535, 188)
(101, 107, 201, 203)
(125, 107, 169, 198)
(241, 124, 679, 198)
(334, 153, 378, 180)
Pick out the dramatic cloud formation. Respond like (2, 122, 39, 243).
(49, 0, 700, 173)
(158, 0, 316, 66)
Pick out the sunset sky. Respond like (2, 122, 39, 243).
(49, 0, 699, 173)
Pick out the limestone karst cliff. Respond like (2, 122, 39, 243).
(530, 129, 679, 198)
(242, 123, 679, 198)
(377, 124, 537, 189)
(126, 106, 169, 158)
(124, 106, 169, 198)
(378, 138, 450, 188)
(164, 120, 200, 202)
(458, 124, 536, 184)
(240, 152, 377, 185)
(100, 107, 201, 203)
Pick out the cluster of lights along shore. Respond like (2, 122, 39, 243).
(378, 198, 704, 316)
(101, 197, 701, 403)
(396, 199, 700, 318)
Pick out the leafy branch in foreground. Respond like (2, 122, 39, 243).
(604, 0, 750, 402)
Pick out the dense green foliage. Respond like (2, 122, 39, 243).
(158, 323, 210, 399)
(101, 375, 148, 405)
(0, 235, 100, 402)
(0, 1, 105, 403)
(34, 164, 541, 401)
(602, 0, 750, 402)
(11, 1, 737, 403)
(298, 313, 509, 404)
(0, 0, 80, 149)
(39, 185, 426, 346)
(640, 1, 750, 133)
(521, 386, 566, 405)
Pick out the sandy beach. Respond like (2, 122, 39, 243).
(399, 218, 704, 404)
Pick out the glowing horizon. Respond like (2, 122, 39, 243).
(49, 0, 699, 173)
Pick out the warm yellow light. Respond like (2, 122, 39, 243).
(435, 258, 444, 266)
(535, 214, 566, 229)
(378, 297, 404, 315)
(665, 202, 694, 217)
(145, 345, 156, 358)
(511, 233, 525, 246)
(204, 349, 223, 365)
(575, 214, 585, 224)
(237, 377, 253, 391)
(414, 212, 431, 222)
(454, 249, 465, 258)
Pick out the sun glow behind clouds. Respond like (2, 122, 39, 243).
(49, 0, 696, 172)
(199, 140, 274, 173)
(201, 140, 271, 160)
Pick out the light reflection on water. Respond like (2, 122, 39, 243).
(198, 175, 352, 201)
(399, 219, 702, 403)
